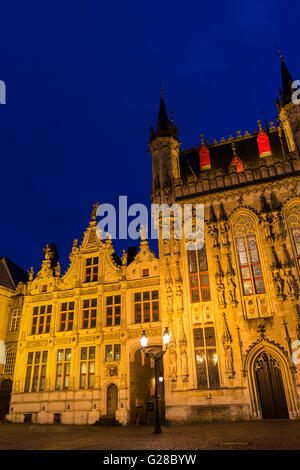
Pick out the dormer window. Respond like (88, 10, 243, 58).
(85, 257, 99, 282)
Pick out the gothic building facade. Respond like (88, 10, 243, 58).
(2, 56, 300, 424)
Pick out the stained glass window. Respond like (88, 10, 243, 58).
(287, 205, 300, 269)
(187, 244, 211, 302)
(233, 214, 265, 296)
(193, 326, 219, 389)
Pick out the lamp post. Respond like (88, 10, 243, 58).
(140, 327, 171, 434)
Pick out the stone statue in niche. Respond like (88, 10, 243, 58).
(261, 214, 272, 239)
(273, 271, 284, 298)
(166, 286, 173, 312)
(163, 239, 170, 256)
(165, 258, 172, 285)
(227, 274, 237, 305)
(180, 349, 188, 381)
(284, 270, 296, 298)
(272, 211, 284, 239)
(208, 224, 219, 247)
(175, 260, 182, 284)
(223, 343, 235, 378)
(216, 278, 226, 306)
(219, 220, 229, 245)
(222, 312, 235, 377)
(169, 347, 177, 381)
(176, 285, 183, 310)
(173, 238, 180, 254)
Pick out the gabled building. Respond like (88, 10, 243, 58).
(0, 257, 27, 420)
(150, 54, 300, 421)
(6, 55, 300, 424)
(8, 217, 161, 424)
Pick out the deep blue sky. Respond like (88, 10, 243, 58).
(0, 1, 299, 274)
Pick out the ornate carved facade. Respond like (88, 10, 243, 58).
(2, 55, 300, 424)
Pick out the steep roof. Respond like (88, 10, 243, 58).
(150, 95, 178, 141)
(179, 128, 285, 182)
(0, 257, 28, 290)
(280, 57, 294, 106)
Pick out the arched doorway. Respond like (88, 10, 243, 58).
(0, 379, 12, 421)
(107, 384, 118, 417)
(129, 348, 165, 424)
(254, 352, 289, 419)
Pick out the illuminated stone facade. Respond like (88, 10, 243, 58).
(4, 57, 300, 424)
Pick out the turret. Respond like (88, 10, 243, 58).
(276, 52, 300, 156)
(149, 94, 180, 203)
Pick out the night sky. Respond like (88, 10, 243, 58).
(0, 1, 299, 274)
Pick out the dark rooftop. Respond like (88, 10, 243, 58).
(0, 257, 28, 290)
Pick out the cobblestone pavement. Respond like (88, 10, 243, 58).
(0, 420, 300, 450)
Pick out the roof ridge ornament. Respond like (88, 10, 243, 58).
(229, 143, 244, 173)
(257, 120, 272, 157)
(199, 134, 211, 170)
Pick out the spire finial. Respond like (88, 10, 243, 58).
(200, 134, 204, 145)
(91, 201, 99, 222)
(170, 110, 174, 124)
(274, 43, 283, 61)
(257, 120, 262, 131)
(160, 80, 163, 97)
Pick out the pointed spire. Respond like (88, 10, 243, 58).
(219, 202, 228, 221)
(277, 48, 294, 105)
(209, 204, 217, 223)
(150, 93, 178, 141)
(157, 96, 170, 132)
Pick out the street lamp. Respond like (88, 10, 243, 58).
(140, 327, 171, 434)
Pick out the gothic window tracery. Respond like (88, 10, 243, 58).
(193, 325, 220, 389)
(286, 205, 300, 269)
(232, 214, 265, 296)
(187, 244, 211, 302)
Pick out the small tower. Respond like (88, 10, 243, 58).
(149, 93, 180, 203)
(276, 52, 300, 156)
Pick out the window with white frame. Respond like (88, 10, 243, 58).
(4, 347, 17, 374)
(10, 309, 21, 332)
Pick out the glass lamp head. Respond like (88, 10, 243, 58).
(140, 330, 148, 348)
(163, 327, 171, 346)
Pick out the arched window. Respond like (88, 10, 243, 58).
(233, 214, 265, 296)
(4, 347, 16, 374)
(187, 243, 211, 302)
(286, 205, 300, 268)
